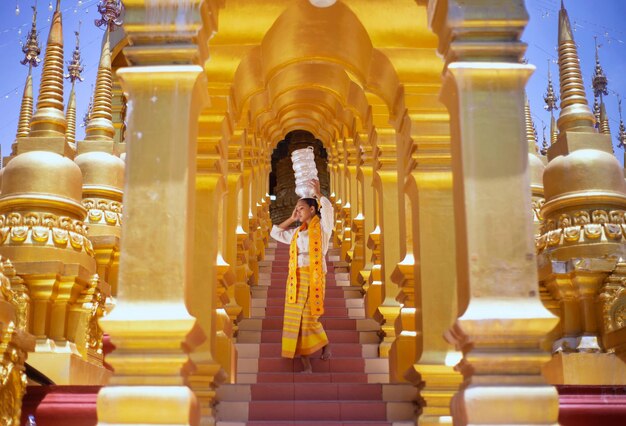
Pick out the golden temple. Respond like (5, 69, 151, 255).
(1, 0, 626, 425)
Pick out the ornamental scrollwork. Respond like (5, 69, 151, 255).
(0, 212, 93, 256)
(83, 198, 123, 227)
(83, 275, 106, 357)
(537, 209, 626, 253)
(0, 257, 33, 425)
(599, 263, 626, 335)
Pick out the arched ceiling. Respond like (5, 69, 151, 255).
(203, 0, 441, 150)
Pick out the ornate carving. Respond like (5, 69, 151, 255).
(83, 198, 123, 227)
(1, 261, 29, 333)
(0, 212, 93, 255)
(537, 209, 626, 253)
(0, 257, 34, 425)
(85, 277, 105, 356)
(599, 264, 626, 334)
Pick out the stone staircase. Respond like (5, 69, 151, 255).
(216, 241, 418, 425)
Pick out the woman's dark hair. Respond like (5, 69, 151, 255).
(299, 198, 321, 217)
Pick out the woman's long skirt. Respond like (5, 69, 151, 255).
(281, 267, 328, 358)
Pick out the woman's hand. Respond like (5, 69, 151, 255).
(310, 179, 322, 199)
(290, 206, 298, 222)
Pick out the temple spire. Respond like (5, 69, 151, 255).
(15, 6, 41, 141)
(95, 0, 124, 32)
(65, 28, 84, 148)
(556, 0, 596, 132)
(592, 36, 609, 100)
(544, 61, 559, 144)
(82, 85, 94, 129)
(617, 96, 626, 146)
(618, 96, 626, 157)
(599, 101, 611, 137)
(593, 97, 601, 127)
(65, 29, 84, 147)
(525, 96, 538, 154)
(20, 6, 41, 70)
(29, 0, 67, 137)
(85, 29, 115, 141)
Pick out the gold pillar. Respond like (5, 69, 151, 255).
(430, 1, 560, 424)
(189, 108, 230, 422)
(97, 6, 211, 415)
(389, 77, 462, 422)
(224, 134, 248, 322)
(373, 129, 402, 358)
(357, 134, 377, 289)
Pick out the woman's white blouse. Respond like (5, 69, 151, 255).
(270, 196, 334, 272)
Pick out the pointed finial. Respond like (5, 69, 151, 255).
(599, 100, 611, 136)
(65, 25, 84, 84)
(85, 30, 115, 141)
(20, 6, 41, 68)
(550, 114, 558, 145)
(556, 0, 596, 132)
(524, 96, 538, 154)
(95, 0, 124, 32)
(15, 74, 34, 140)
(592, 37, 608, 99)
(593, 97, 601, 127)
(618, 96, 626, 151)
(82, 84, 94, 128)
(66, 86, 78, 147)
(541, 123, 549, 155)
(544, 60, 558, 113)
(29, 0, 67, 137)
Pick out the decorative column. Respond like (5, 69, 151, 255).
(97, 1, 212, 424)
(373, 128, 402, 357)
(429, 0, 560, 424)
(190, 105, 231, 420)
(357, 131, 377, 289)
(363, 132, 382, 318)
(224, 131, 249, 322)
(348, 131, 367, 286)
(389, 71, 462, 423)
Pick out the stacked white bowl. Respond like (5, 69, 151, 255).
(291, 146, 318, 198)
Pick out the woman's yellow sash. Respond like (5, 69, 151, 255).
(287, 215, 325, 315)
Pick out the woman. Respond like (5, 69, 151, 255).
(270, 179, 334, 373)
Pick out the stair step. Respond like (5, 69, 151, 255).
(265, 306, 349, 317)
(266, 298, 348, 307)
(265, 287, 355, 298)
(255, 372, 369, 383)
(218, 383, 386, 401)
(248, 400, 387, 421)
(233, 342, 377, 358)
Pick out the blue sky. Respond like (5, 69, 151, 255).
(0, 0, 625, 163)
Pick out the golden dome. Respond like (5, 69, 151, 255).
(543, 148, 626, 202)
(0, 151, 84, 216)
(75, 151, 124, 196)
